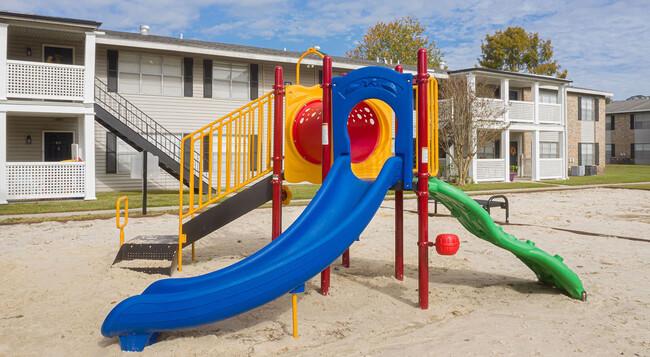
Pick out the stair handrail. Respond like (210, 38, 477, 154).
(94, 77, 205, 181)
(178, 91, 276, 270)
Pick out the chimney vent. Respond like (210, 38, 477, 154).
(140, 25, 150, 35)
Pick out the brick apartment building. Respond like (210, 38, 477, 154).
(605, 99, 650, 164)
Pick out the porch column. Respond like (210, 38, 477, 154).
(467, 74, 477, 183)
(532, 82, 540, 124)
(0, 111, 7, 204)
(471, 128, 478, 183)
(531, 130, 540, 181)
(560, 85, 568, 179)
(84, 32, 96, 104)
(502, 129, 510, 182)
(81, 114, 96, 200)
(0, 23, 8, 100)
(500, 78, 510, 122)
(559, 130, 567, 179)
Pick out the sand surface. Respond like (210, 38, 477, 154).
(0, 187, 648, 356)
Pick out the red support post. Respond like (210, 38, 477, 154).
(416, 49, 431, 309)
(320, 56, 333, 295)
(394, 64, 404, 281)
(272, 66, 284, 241)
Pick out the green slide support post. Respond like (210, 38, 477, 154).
(427, 177, 587, 301)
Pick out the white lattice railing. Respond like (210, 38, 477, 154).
(509, 100, 534, 122)
(6, 60, 85, 100)
(539, 158, 564, 179)
(6, 162, 86, 200)
(539, 103, 562, 123)
(476, 158, 505, 181)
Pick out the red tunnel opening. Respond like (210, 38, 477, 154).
(292, 100, 380, 164)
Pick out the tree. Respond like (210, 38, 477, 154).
(438, 76, 509, 185)
(478, 26, 567, 78)
(626, 95, 649, 100)
(347, 17, 444, 68)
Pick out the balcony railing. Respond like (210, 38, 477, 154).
(539, 103, 562, 123)
(6, 60, 85, 101)
(509, 100, 534, 122)
(476, 158, 505, 181)
(6, 162, 86, 200)
(539, 158, 563, 179)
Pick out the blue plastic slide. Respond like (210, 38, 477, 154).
(102, 156, 402, 351)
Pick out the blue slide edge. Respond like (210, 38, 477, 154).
(101, 156, 402, 351)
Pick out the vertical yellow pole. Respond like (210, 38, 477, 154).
(292, 293, 298, 338)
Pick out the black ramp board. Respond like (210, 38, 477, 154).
(182, 175, 273, 246)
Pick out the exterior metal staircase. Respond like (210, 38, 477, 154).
(94, 77, 209, 192)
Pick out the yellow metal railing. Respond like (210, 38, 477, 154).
(116, 196, 128, 246)
(414, 78, 439, 176)
(178, 91, 276, 270)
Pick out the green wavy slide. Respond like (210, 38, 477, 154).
(428, 177, 587, 300)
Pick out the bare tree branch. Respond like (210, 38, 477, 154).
(438, 76, 509, 185)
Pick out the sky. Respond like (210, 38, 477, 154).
(4, 0, 649, 100)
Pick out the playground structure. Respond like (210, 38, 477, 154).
(102, 49, 586, 352)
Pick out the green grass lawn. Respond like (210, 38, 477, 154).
(3, 164, 648, 221)
(543, 164, 650, 186)
(605, 183, 650, 190)
(0, 190, 196, 216)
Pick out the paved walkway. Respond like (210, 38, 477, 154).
(1, 182, 648, 221)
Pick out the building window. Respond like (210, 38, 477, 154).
(606, 144, 616, 158)
(117, 138, 138, 174)
(43, 45, 74, 64)
(539, 90, 557, 104)
(540, 142, 560, 158)
(579, 143, 595, 165)
(606, 115, 615, 130)
(635, 143, 650, 163)
(580, 97, 594, 121)
(118, 52, 183, 96)
(509, 90, 519, 101)
(213, 61, 250, 100)
(633, 113, 650, 129)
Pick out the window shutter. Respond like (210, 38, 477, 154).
(107, 50, 118, 92)
(630, 114, 635, 129)
(318, 70, 323, 84)
(595, 143, 599, 165)
(578, 143, 582, 165)
(611, 115, 615, 130)
(631, 143, 635, 159)
(183, 57, 193, 97)
(577, 97, 582, 120)
(249, 63, 259, 100)
(106, 132, 117, 173)
(594, 98, 599, 121)
(203, 59, 213, 98)
(494, 140, 500, 159)
(611, 144, 615, 158)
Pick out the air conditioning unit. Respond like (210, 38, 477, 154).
(584, 165, 598, 176)
(570, 165, 585, 176)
